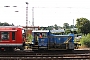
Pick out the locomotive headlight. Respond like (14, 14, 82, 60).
(32, 42, 34, 44)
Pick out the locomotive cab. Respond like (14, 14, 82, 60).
(32, 30, 49, 50)
(0, 26, 24, 51)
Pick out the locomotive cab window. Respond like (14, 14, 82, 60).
(12, 32, 15, 40)
(39, 33, 47, 38)
(1, 32, 9, 40)
(42, 33, 47, 38)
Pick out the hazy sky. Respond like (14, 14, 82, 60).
(0, 0, 90, 27)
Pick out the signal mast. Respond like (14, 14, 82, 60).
(25, 2, 29, 38)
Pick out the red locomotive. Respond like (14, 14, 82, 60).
(0, 26, 24, 51)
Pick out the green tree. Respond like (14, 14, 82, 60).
(70, 25, 76, 28)
(80, 34, 90, 47)
(54, 24, 58, 30)
(47, 26, 53, 30)
(27, 34, 33, 43)
(11, 23, 14, 26)
(63, 23, 69, 29)
(0, 22, 14, 26)
(76, 17, 90, 35)
(65, 29, 71, 34)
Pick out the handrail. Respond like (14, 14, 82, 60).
(64, 37, 72, 43)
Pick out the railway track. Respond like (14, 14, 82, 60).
(0, 50, 90, 55)
(0, 54, 90, 60)
(0, 50, 90, 60)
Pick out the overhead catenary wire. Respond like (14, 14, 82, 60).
(31, 7, 90, 9)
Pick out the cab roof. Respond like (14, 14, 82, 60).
(32, 30, 49, 32)
(32, 30, 65, 33)
(0, 26, 23, 31)
(0, 26, 23, 28)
